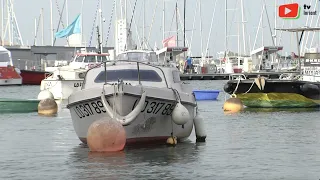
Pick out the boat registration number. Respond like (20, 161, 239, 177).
(73, 99, 176, 118)
(131, 99, 175, 116)
(73, 100, 106, 118)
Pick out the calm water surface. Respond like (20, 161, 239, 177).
(0, 81, 320, 180)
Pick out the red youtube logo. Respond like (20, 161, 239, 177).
(278, 3, 300, 19)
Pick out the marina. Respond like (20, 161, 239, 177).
(0, 0, 320, 179)
(1, 82, 320, 179)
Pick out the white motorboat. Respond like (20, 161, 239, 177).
(0, 46, 22, 86)
(39, 51, 110, 99)
(66, 50, 206, 145)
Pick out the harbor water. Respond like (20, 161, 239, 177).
(0, 81, 320, 180)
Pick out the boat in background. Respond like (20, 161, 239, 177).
(40, 51, 110, 100)
(0, 46, 22, 86)
(223, 27, 320, 108)
(0, 98, 40, 113)
(20, 69, 48, 85)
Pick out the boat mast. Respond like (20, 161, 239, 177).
(41, 8, 44, 46)
(274, 0, 277, 46)
(80, 0, 84, 46)
(225, 0, 228, 61)
(142, 0, 146, 49)
(183, 0, 186, 48)
(50, 0, 54, 46)
(162, 0, 165, 42)
(175, 2, 179, 47)
(1, 0, 3, 45)
(99, 0, 103, 53)
(240, 0, 246, 54)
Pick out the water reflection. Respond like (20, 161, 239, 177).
(67, 142, 204, 179)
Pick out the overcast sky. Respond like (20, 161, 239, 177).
(1, 0, 319, 57)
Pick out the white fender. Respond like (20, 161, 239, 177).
(101, 89, 147, 126)
(171, 102, 191, 125)
(254, 78, 262, 90)
(260, 77, 266, 90)
(193, 111, 206, 142)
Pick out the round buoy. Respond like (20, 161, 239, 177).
(37, 90, 54, 100)
(38, 98, 58, 116)
(223, 97, 244, 113)
(87, 117, 126, 152)
(166, 136, 177, 146)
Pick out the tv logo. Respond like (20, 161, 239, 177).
(278, 3, 317, 19)
(278, 3, 300, 19)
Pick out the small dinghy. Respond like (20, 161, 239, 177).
(0, 98, 40, 113)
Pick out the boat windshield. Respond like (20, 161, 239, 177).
(0, 51, 10, 62)
(94, 69, 162, 83)
(74, 55, 108, 63)
(116, 52, 158, 62)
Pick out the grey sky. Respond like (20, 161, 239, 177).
(2, 0, 318, 57)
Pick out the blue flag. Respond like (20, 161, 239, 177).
(55, 14, 81, 38)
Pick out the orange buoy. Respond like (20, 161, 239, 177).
(87, 117, 126, 152)
(223, 97, 244, 113)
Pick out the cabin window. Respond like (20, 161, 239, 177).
(172, 70, 181, 83)
(94, 69, 162, 82)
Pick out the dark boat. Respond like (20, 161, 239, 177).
(223, 27, 320, 108)
(224, 78, 320, 108)
(20, 69, 49, 85)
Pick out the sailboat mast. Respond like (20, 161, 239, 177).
(142, 0, 145, 49)
(162, 0, 165, 41)
(80, 0, 84, 46)
(175, 2, 179, 47)
(183, 0, 186, 47)
(1, 0, 3, 45)
(240, 0, 246, 54)
(100, 0, 103, 53)
(225, 0, 227, 51)
(50, 0, 53, 46)
(274, 0, 277, 45)
(41, 8, 44, 46)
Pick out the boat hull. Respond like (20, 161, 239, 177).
(40, 79, 83, 99)
(224, 79, 320, 108)
(0, 98, 40, 113)
(20, 70, 48, 85)
(0, 66, 22, 86)
(67, 85, 196, 144)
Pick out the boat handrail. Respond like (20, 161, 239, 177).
(85, 60, 170, 88)
(45, 72, 53, 78)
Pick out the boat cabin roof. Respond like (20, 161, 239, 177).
(72, 53, 110, 63)
(250, 46, 283, 56)
(116, 50, 158, 62)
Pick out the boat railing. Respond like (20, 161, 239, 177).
(85, 60, 170, 88)
(228, 73, 247, 80)
(45, 72, 53, 78)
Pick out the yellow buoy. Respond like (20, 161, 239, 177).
(223, 97, 244, 113)
(166, 136, 177, 146)
(38, 98, 58, 116)
(87, 118, 126, 152)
